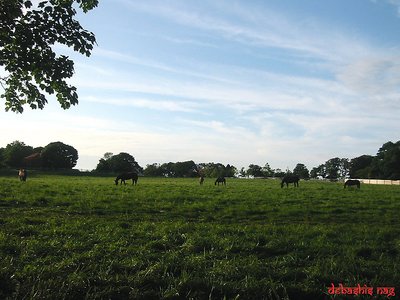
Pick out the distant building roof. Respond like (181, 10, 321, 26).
(24, 153, 41, 161)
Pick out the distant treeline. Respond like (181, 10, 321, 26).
(0, 141, 78, 170)
(1, 140, 399, 180)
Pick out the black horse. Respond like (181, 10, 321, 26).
(115, 172, 138, 185)
(215, 177, 226, 186)
(281, 175, 299, 188)
(344, 179, 360, 189)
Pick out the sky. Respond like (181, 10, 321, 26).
(1, 0, 400, 171)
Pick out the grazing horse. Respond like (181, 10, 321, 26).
(215, 177, 226, 186)
(18, 169, 27, 182)
(199, 175, 205, 185)
(344, 179, 360, 189)
(281, 175, 299, 188)
(115, 172, 138, 185)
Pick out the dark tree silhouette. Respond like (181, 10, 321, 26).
(0, 0, 98, 112)
(41, 141, 78, 169)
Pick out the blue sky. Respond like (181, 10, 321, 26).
(1, 0, 400, 171)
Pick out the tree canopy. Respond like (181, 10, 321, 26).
(95, 152, 143, 174)
(0, 0, 98, 112)
(293, 163, 310, 179)
(2, 140, 33, 168)
(41, 141, 78, 169)
(0, 140, 78, 169)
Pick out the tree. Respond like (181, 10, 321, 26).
(0, 0, 98, 112)
(173, 160, 197, 177)
(160, 162, 175, 177)
(349, 155, 374, 178)
(324, 157, 341, 180)
(95, 152, 113, 172)
(310, 164, 326, 179)
(238, 167, 246, 177)
(224, 164, 237, 177)
(3, 140, 33, 168)
(246, 164, 263, 177)
(274, 168, 285, 178)
(293, 163, 309, 179)
(338, 158, 350, 178)
(262, 163, 274, 177)
(374, 141, 400, 179)
(41, 141, 78, 169)
(0, 147, 4, 168)
(143, 163, 164, 177)
(96, 152, 143, 174)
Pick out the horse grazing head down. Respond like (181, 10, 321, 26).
(215, 177, 226, 186)
(115, 172, 138, 185)
(344, 179, 360, 189)
(281, 175, 299, 188)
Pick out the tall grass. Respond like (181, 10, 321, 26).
(0, 176, 399, 299)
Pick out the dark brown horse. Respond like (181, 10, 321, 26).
(215, 177, 226, 186)
(281, 175, 299, 188)
(344, 179, 360, 189)
(199, 175, 205, 185)
(115, 172, 138, 185)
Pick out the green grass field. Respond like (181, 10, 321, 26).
(0, 175, 399, 299)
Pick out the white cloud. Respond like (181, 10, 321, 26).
(337, 56, 400, 95)
(83, 96, 201, 112)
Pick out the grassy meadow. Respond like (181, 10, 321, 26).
(0, 175, 399, 299)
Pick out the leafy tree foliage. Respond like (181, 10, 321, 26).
(262, 163, 274, 177)
(349, 155, 374, 178)
(0, 147, 4, 168)
(95, 152, 143, 174)
(273, 168, 285, 178)
(142, 162, 237, 178)
(198, 163, 236, 178)
(95, 153, 112, 172)
(314, 158, 349, 180)
(310, 164, 326, 179)
(293, 163, 309, 179)
(3, 140, 33, 168)
(246, 164, 263, 177)
(324, 157, 341, 180)
(41, 141, 78, 169)
(174, 161, 197, 177)
(373, 141, 400, 179)
(311, 141, 400, 180)
(0, 0, 98, 112)
(238, 167, 246, 177)
(143, 163, 165, 177)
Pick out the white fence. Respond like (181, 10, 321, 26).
(358, 179, 400, 185)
